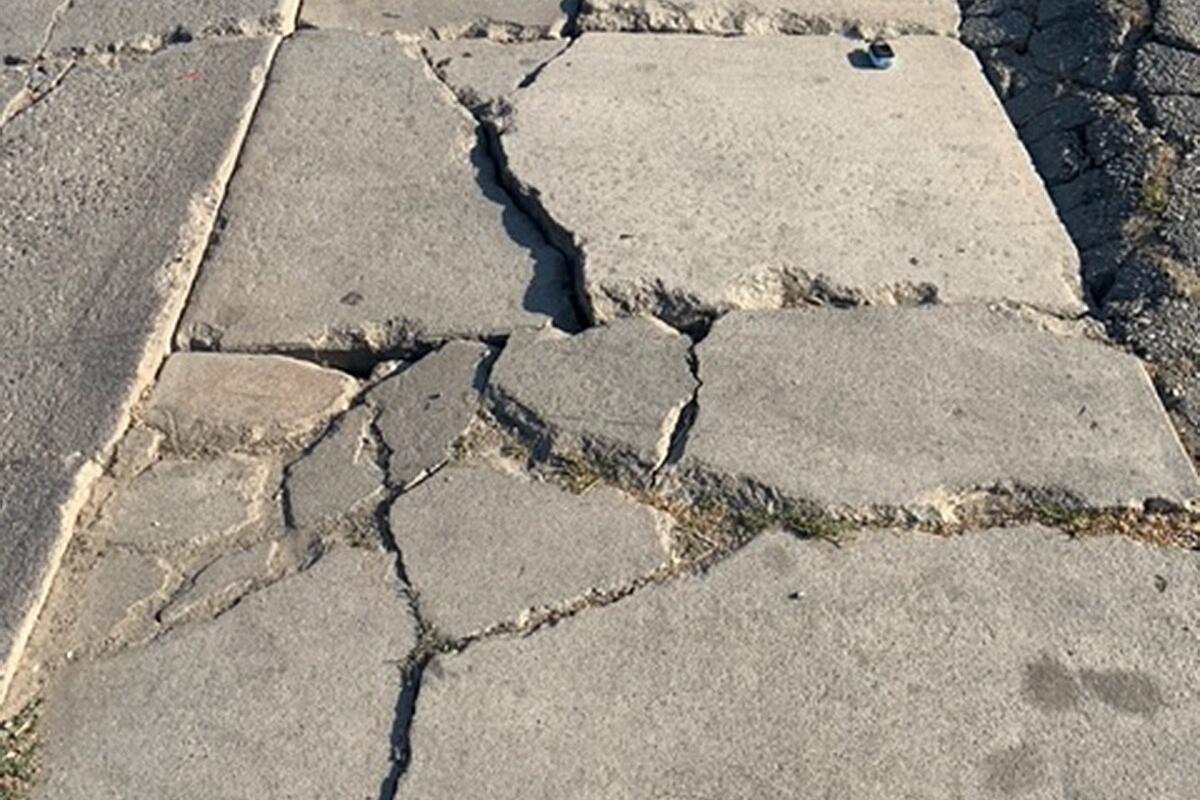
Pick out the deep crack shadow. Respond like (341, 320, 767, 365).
(377, 662, 424, 800)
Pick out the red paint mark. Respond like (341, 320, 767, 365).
(179, 70, 205, 81)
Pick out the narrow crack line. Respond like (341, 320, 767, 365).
(0, 58, 75, 129)
(652, 341, 701, 483)
(516, 33, 578, 89)
(28, 0, 75, 68)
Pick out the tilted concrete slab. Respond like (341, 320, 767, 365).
(35, 547, 417, 799)
(578, 0, 961, 37)
(497, 35, 1083, 328)
(682, 307, 1200, 511)
(390, 464, 667, 637)
(424, 39, 567, 110)
(400, 527, 1200, 798)
(0, 38, 273, 702)
(179, 30, 577, 358)
(488, 318, 697, 481)
(284, 406, 385, 530)
(300, 0, 576, 39)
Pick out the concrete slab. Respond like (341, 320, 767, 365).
(285, 406, 384, 529)
(683, 307, 1200, 511)
(488, 318, 696, 480)
(578, 0, 961, 37)
(142, 353, 358, 453)
(390, 464, 667, 636)
(36, 547, 416, 799)
(0, 37, 273, 702)
(179, 30, 577, 360)
(400, 527, 1200, 798)
(300, 0, 575, 39)
(0, 0, 58, 61)
(497, 34, 1083, 328)
(368, 342, 492, 488)
(424, 39, 567, 110)
(158, 540, 274, 626)
(66, 551, 165, 652)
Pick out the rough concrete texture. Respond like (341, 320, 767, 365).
(401, 527, 1200, 798)
(684, 307, 1200, 510)
(0, 37, 272, 701)
(301, 0, 577, 38)
(390, 464, 667, 636)
(488, 318, 697, 479)
(67, 551, 164, 651)
(158, 540, 274, 626)
(103, 457, 267, 548)
(498, 35, 1083, 328)
(179, 30, 577, 359)
(424, 39, 567, 110)
(36, 547, 417, 799)
(285, 406, 384, 530)
(578, 0, 961, 36)
(142, 353, 358, 452)
(0, 0, 59, 61)
(368, 342, 492, 488)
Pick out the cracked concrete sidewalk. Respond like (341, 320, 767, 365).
(2, 1, 1200, 798)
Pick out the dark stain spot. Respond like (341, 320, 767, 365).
(634, 62, 657, 73)
(339, 290, 363, 307)
(983, 743, 1046, 796)
(1022, 654, 1081, 713)
(1154, 574, 1168, 593)
(1080, 669, 1164, 717)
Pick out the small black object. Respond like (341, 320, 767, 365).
(868, 39, 895, 70)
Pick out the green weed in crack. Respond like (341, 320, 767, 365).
(0, 700, 40, 800)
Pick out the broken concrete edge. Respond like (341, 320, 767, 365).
(0, 31, 290, 710)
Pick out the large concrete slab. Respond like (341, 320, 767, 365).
(390, 464, 667, 636)
(301, 0, 576, 38)
(36, 547, 417, 799)
(683, 307, 1200, 511)
(578, 0, 960, 37)
(179, 29, 577, 359)
(0, 38, 273, 702)
(497, 35, 1083, 328)
(488, 318, 697, 480)
(400, 527, 1200, 798)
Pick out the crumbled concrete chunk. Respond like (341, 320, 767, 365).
(300, 0, 575, 39)
(178, 30, 577, 358)
(682, 307, 1200, 511)
(368, 342, 492, 488)
(285, 407, 385, 530)
(37, 547, 418, 799)
(390, 464, 667, 636)
(400, 527, 1200, 798)
(143, 353, 358, 453)
(577, 0, 961, 37)
(488, 318, 697, 480)
(424, 39, 567, 110)
(497, 34, 1083, 327)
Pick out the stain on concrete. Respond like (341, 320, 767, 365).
(982, 742, 1046, 796)
(1022, 654, 1082, 713)
(1080, 668, 1165, 718)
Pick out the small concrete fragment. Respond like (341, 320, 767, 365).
(497, 35, 1083, 327)
(400, 527, 1200, 798)
(285, 407, 384, 530)
(368, 342, 492, 488)
(143, 353, 358, 452)
(179, 30, 577, 358)
(68, 551, 164, 651)
(683, 307, 1200, 510)
(577, 0, 960, 37)
(1135, 42, 1200, 96)
(37, 547, 417, 799)
(389, 464, 666, 636)
(488, 318, 696, 479)
(300, 0, 576, 39)
(424, 39, 567, 110)
(105, 457, 266, 548)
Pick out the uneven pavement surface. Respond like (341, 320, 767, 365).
(2, 1, 1199, 798)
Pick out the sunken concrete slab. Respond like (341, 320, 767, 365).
(0, 38, 273, 703)
(400, 527, 1200, 798)
(300, 0, 576, 39)
(488, 318, 697, 481)
(424, 39, 567, 110)
(179, 29, 577, 360)
(577, 0, 960, 37)
(368, 342, 492, 488)
(142, 353, 358, 453)
(36, 547, 417, 799)
(284, 407, 384, 530)
(389, 464, 667, 637)
(497, 34, 1083, 328)
(682, 307, 1200, 511)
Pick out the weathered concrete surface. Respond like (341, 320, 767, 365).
(424, 39, 567, 110)
(158, 540, 274, 626)
(488, 318, 696, 479)
(0, 38, 272, 702)
(0, 0, 58, 61)
(285, 406, 384, 529)
(37, 547, 417, 799)
(497, 34, 1083, 328)
(390, 464, 667, 636)
(66, 551, 164, 652)
(369, 342, 492, 488)
(401, 527, 1200, 798)
(578, 0, 960, 36)
(301, 0, 576, 39)
(179, 30, 577, 359)
(142, 353, 358, 453)
(683, 307, 1200, 510)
